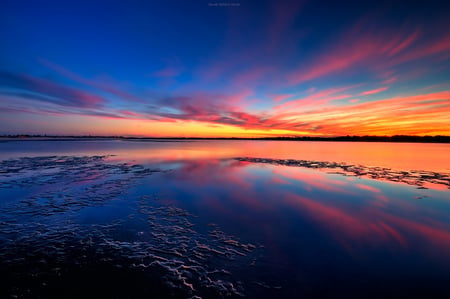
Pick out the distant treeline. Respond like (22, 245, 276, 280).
(259, 135, 450, 143)
(1, 134, 450, 143)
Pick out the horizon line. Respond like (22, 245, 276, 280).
(1, 134, 450, 143)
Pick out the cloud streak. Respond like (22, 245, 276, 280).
(0, 71, 105, 108)
(39, 60, 143, 103)
(287, 18, 450, 84)
(2, 67, 449, 136)
(360, 87, 388, 96)
(2, 2, 450, 137)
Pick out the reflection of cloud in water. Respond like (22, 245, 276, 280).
(0, 156, 262, 298)
(165, 158, 450, 258)
(235, 157, 450, 190)
(2, 155, 450, 297)
(231, 158, 450, 256)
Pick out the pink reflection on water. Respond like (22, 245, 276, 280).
(278, 185, 450, 257)
(272, 166, 353, 194)
(356, 184, 381, 193)
(162, 158, 450, 257)
(283, 192, 422, 250)
(3, 140, 449, 173)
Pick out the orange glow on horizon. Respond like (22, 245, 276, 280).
(1, 89, 449, 138)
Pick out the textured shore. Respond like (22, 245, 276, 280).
(235, 157, 450, 189)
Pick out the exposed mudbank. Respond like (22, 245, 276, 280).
(235, 157, 450, 189)
(0, 156, 262, 298)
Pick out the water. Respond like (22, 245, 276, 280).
(0, 139, 449, 298)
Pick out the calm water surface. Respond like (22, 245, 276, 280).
(0, 139, 449, 298)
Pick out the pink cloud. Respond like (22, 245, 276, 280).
(0, 70, 105, 108)
(271, 93, 296, 102)
(40, 59, 143, 102)
(289, 90, 450, 136)
(392, 32, 450, 65)
(288, 49, 367, 84)
(360, 86, 388, 96)
(382, 76, 398, 84)
(275, 86, 357, 110)
(286, 19, 442, 84)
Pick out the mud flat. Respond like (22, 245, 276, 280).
(235, 157, 450, 189)
(0, 155, 264, 298)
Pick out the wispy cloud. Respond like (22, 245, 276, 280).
(274, 86, 357, 111)
(39, 60, 143, 102)
(287, 17, 449, 85)
(0, 70, 105, 108)
(360, 86, 388, 96)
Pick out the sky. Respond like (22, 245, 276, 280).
(1, 0, 450, 137)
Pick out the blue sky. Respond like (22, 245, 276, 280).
(1, 0, 450, 136)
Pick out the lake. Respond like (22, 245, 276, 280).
(1, 139, 449, 298)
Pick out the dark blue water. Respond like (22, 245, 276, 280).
(1, 140, 449, 298)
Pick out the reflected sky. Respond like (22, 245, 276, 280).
(147, 158, 450, 252)
(1, 139, 450, 172)
(1, 140, 450, 297)
(141, 158, 450, 296)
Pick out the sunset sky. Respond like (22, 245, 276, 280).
(1, 0, 450, 137)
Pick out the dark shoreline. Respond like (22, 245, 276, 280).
(1, 135, 450, 143)
(235, 157, 450, 189)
